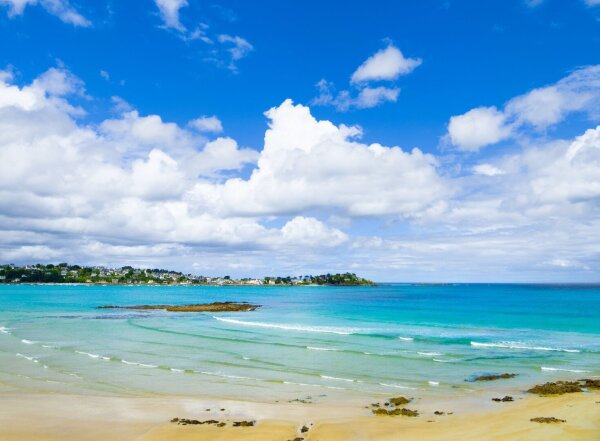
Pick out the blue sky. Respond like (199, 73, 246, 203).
(0, 0, 599, 281)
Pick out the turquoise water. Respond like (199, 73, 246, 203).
(0, 284, 598, 401)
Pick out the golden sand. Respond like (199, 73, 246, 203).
(0, 391, 597, 441)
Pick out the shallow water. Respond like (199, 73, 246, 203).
(0, 284, 598, 402)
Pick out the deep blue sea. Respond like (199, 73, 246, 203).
(0, 284, 598, 401)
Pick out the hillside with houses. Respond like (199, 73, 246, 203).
(0, 264, 374, 286)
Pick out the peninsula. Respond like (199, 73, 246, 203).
(0, 263, 374, 286)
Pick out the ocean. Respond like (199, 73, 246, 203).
(0, 284, 598, 402)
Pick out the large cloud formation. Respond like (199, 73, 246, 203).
(0, 66, 599, 280)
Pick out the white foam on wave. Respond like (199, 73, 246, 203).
(428, 381, 440, 386)
(21, 339, 36, 345)
(398, 336, 414, 341)
(213, 316, 357, 335)
(283, 381, 322, 388)
(0, 326, 11, 334)
(471, 341, 580, 353)
(307, 346, 339, 351)
(541, 367, 591, 373)
(121, 359, 158, 368)
(418, 352, 441, 356)
(433, 358, 454, 363)
(170, 368, 184, 373)
(321, 375, 355, 383)
(379, 382, 417, 390)
(76, 351, 100, 359)
(16, 353, 38, 363)
(41, 344, 57, 349)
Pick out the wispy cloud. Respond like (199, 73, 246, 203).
(0, 0, 90, 26)
(313, 43, 419, 111)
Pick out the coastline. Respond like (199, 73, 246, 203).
(0, 388, 597, 440)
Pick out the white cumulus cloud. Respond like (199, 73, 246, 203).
(154, 0, 188, 31)
(446, 65, 600, 151)
(189, 115, 223, 133)
(351, 45, 421, 83)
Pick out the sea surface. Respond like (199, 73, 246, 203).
(0, 284, 598, 402)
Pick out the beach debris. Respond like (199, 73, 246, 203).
(527, 381, 582, 395)
(98, 301, 260, 313)
(492, 396, 514, 402)
(434, 411, 445, 415)
(300, 425, 310, 433)
(470, 373, 517, 382)
(289, 397, 312, 404)
(530, 417, 566, 424)
(287, 438, 304, 441)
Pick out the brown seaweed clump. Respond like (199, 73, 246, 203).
(389, 396, 411, 406)
(372, 407, 419, 417)
(530, 417, 566, 424)
(472, 373, 517, 381)
(492, 396, 514, 402)
(527, 381, 582, 395)
(232, 421, 255, 427)
(371, 396, 417, 417)
(171, 418, 224, 426)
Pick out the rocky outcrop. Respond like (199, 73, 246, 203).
(99, 301, 260, 312)
(492, 396, 514, 402)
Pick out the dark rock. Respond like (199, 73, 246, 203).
(527, 381, 582, 395)
(530, 417, 566, 424)
(492, 396, 514, 402)
(300, 425, 309, 433)
(170, 418, 179, 423)
(217, 422, 226, 427)
(434, 411, 445, 415)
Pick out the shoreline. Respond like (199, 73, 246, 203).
(0, 387, 598, 440)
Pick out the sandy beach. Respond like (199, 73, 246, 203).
(0, 388, 598, 441)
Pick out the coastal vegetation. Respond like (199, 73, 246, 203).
(0, 263, 374, 286)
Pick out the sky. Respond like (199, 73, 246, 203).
(0, 0, 599, 282)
